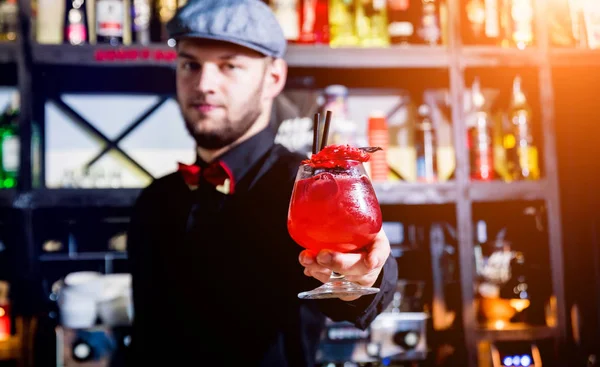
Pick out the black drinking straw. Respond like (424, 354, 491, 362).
(312, 112, 321, 155)
(320, 110, 332, 151)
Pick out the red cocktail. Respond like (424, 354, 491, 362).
(288, 144, 383, 299)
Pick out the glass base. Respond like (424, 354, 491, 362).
(298, 279, 380, 300)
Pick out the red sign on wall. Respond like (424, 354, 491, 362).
(94, 48, 177, 63)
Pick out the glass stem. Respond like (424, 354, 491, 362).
(330, 271, 345, 281)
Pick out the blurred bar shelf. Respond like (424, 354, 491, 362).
(285, 44, 450, 68)
(550, 48, 600, 67)
(4, 181, 548, 208)
(461, 46, 544, 68)
(16, 189, 142, 208)
(39, 251, 127, 262)
(0, 42, 18, 64)
(30, 44, 563, 69)
(469, 180, 546, 202)
(32, 44, 178, 66)
(31, 43, 452, 69)
(30, 45, 600, 70)
(476, 325, 558, 341)
(374, 181, 457, 205)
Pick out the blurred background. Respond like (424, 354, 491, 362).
(0, 0, 599, 366)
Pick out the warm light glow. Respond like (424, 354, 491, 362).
(0, 307, 5, 317)
(494, 320, 506, 330)
(510, 299, 531, 313)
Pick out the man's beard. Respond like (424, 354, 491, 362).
(183, 94, 263, 150)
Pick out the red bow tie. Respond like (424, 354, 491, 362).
(178, 161, 235, 194)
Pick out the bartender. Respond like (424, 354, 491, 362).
(126, 0, 398, 365)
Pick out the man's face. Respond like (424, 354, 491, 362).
(175, 39, 276, 150)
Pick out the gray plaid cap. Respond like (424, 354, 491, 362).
(166, 0, 287, 58)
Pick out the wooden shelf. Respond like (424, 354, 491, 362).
(470, 180, 546, 203)
(476, 325, 558, 341)
(461, 46, 544, 68)
(374, 181, 457, 205)
(0, 42, 18, 64)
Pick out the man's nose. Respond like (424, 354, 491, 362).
(196, 64, 220, 93)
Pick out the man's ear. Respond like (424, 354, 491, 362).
(264, 57, 288, 100)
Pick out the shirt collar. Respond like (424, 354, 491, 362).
(195, 126, 276, 187)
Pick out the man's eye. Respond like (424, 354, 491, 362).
(224, 63, 237, 70)
(182, 61, 200, 71)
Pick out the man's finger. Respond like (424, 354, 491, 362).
(299, 250, 316, 266)
(317, 229, 390, 274)
(362, 228, 391, 269)
(303, 263, 331, 276)
(345, 271, 380, 287)
(316, 250, 370, 275)
(304, 267, 331, 284)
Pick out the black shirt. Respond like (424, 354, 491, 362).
(127, 126, 398, 366)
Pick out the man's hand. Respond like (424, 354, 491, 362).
(298, 228, 391, 301)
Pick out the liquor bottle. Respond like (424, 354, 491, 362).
(507, 0, 534, 49)
(415, 104, 437, 183)
(297, 0, 329, 44)
(504, 75, 540, 181)
(418, 0, 441, 45)
(356, 0, 390, 47)
(321, 85, 358, 147)
(465, 0, 501, 45)
(36, 0, 65, 44)
(568, 0, 587, 48)
(483, 0, 501, 44)
(548, 0, 576, 47)
(0, 281, 10, 341)
(387, 0, 415, 45)
(269, 0, 299, 42)
(0, 0, 18, 41)
(131, 0, 151, 44)
(581, 0, 600, 50)
(465, 0, 485, 43)
(474, 219, 487, 279)
(95, 0, 126, 45)
(367, 111, 389, 181)
(0, 93, 19, 190)
(328, 0, 359, 46)
(467, 78, 495, 181)
(155, 0, 177, 42)
(500, 251, 530, 310)
(64, 0, 89, 45)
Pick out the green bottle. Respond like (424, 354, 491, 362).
(0, 93, 19, 189)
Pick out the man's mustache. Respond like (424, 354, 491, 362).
(186, 95, 223, 106)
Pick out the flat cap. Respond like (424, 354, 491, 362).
(166, 0, 287, 58)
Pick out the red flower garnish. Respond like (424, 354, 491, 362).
(302, 144, 373, 169)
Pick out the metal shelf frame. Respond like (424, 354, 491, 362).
(0, 2, 571, 367)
